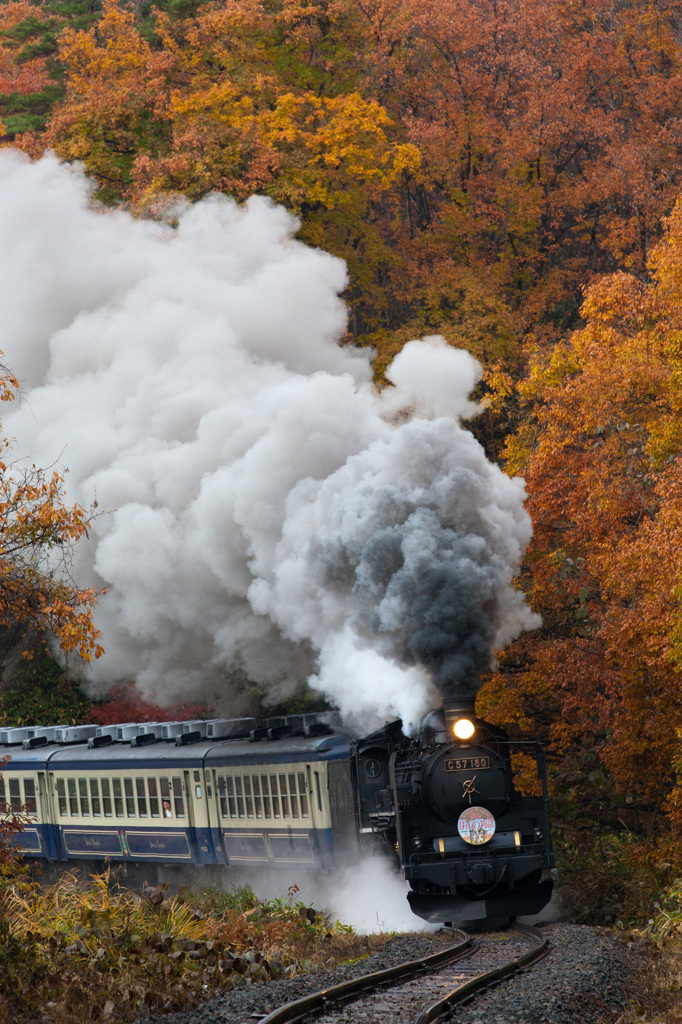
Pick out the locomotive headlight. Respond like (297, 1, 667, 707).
(453, 718, 475, 740)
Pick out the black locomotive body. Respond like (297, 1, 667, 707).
(351, 700, 554, 924)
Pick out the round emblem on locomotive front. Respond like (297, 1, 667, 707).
(457, 806, 496, 845)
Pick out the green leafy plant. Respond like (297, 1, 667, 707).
(0, 645, 89, 727)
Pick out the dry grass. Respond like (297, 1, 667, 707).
(0, 872, 392, 1023)
(614, 878, 682, 1024)
(554, 829, 682, 926)
(615, 941, 682, 1024)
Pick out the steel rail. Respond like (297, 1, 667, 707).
(257, 929, 472, 1024)
(414, 923, 549, 1024)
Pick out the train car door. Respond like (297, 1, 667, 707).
(206, 768, 227, 866)
(47, 772, 67, 862)
(305, 762, 333, 867)
(37, 771, 58, 860)
(305, 765, 320, 830)
(182, 769, 201, 864)
(188, 767, 214, 865)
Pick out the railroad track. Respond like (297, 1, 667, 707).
(256, 923, 548, 1024)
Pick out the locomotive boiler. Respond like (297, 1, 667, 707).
(352, 699, 554, 924)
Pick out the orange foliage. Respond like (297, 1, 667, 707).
(22, 0, 418, 325)
(0, 365, 103, 666)
(14, 0, 682, 360)
(21, 0, 175, 196)
(359, 0, 682, 337)
(87, 682, 210, 725)
(30, 1, 418, 208)
(481, 198, 682, 814)
(0, 2, 51, 101)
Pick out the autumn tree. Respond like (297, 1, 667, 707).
(350, 0, 682, 353)
(0, 0, 103, 141)
(87, 681, 209, 725)
(478, 197, 682, 833)
(0, 1, 53, 138)
(18, 0, 175, 201)
(22, 0, 419, 327)
(0, 365, 103, 674)
(9, 0, 682, 404)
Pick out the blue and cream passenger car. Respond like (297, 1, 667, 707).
(0, 715, 359, 882)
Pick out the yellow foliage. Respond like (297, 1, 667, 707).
(7, 870, 206, 946)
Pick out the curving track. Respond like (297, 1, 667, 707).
(257, 924, 548, 1024)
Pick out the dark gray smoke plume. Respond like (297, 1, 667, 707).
(255, 411, 539, 726)
(0, 151, 539, 730)
(353, 466, 515, 698)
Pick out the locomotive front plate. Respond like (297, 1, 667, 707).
(444, 756, 490, 772)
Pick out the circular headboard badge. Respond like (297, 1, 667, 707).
(457, 806, 496, 845)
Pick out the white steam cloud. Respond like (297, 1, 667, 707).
(0, 150, 539, 729)
(250, 856, 437, 934)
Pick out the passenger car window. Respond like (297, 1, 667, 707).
(270, 775, 280, 818)
(235, 777, 244, 818)
(124, 779, 136, 817)
(112, 778, 124, 817)
(218, 777, 228, 818)
(147, 778, 159, 818)
(56, 778, 67, 816)
(172, 777, 184, 818)
(260, 775, 271, 818)
(23, 779, 37, 816)
(253, 776, 262, 818)
(279, 774, 290, 818)
(226, 777, 236, 818)
(90, 779, 101, 817)
(101, 779, 113, 817)
(244, 776, 253, 818)
(8, 779, 21, 814)
(288, 773, 298, 817)
(67, 778, 78, 816)
(79, 778, 90, 816)
(160, 777, 172, 818)
(298, 772, 309, 818)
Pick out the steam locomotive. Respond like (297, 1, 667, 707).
(0, 701, 553, 924)
(353, 699, 554, 923)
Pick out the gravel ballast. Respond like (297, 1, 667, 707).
(449, 923, 641, 1024)
(136, 923, 642, 1024)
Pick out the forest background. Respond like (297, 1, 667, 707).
(1, 0, 682, 929)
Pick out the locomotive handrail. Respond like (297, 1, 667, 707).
(413, 923, 549, 1024)
(257, 929, 471, 1024)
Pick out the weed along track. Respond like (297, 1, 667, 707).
(255, 925, 547, 1024)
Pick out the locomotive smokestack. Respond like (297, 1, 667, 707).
(443, 697, 476, 735)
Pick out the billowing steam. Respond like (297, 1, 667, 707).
(0, 150, 539, 729)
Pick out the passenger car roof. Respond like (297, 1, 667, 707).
(0, 732, 353, 771)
